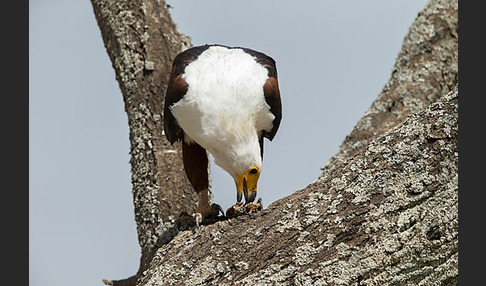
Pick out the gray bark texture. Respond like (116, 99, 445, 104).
(91, 0, 458, 285)
(90, 1, 194, 284)
(321, 0, 458, 178)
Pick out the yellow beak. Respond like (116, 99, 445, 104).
(236, 166, 261, 203)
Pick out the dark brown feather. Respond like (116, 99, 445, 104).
(163, 45, 212, 144)
(163, 65, 188, 144)
(262, 75, 282, 141)
(240, 47, 278, 78)
(240, 47, 282, 141)
(182, 141, 209, 192)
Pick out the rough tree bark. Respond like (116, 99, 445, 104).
(92, 0, 458, 285)
(139, 87, 458, 286)
(90, 1, 194, 285)
(321, 0, 458, 179)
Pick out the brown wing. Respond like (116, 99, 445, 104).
(163, 45, 213, 144)
(241, 47, 282, 141)
(163, 65, 187, 144)
(262, 74, 282, 141)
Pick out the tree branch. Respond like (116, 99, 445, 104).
(137, 86, 458, 285)
(91, 0, 193, 284)
(91, 0, 458, 285)
(321, 0, 458, 177)
(136, 0, 457, 285)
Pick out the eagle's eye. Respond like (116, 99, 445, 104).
(249, 167, 258, 174)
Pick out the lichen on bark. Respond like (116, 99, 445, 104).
(91, 0, 458, 285)
(136, 86, 457, 285)
(91, 0, 195, 284)
(322, 0, 458, 177)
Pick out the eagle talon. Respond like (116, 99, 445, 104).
(192, 203, 224, 228)
(177, 207, 219, 230)
(212, 203, 225, 217)
(195, 213, 202, 228)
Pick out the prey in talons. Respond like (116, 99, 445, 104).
(226, 198, 263, 218)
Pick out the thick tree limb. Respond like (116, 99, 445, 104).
(92, 0, 458, 285)
(322, 0, 458, 177)
(91, 0, 193, 284)
(136, 0, 458, 285)
(137, 86, 458, 285)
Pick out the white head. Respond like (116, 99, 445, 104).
(211, 128, 263, 203)
(170, 45, 275, 203)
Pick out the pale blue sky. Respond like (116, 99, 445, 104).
(30, 0, 428, 285)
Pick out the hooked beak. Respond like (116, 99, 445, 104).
(236, 166, 260, 203)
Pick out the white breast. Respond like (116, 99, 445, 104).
(170, 46, 275, 177)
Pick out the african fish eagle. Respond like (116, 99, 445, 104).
(164, 44, 282, 226)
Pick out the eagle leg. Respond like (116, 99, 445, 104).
(182, 141, 224, 228)
(195, 199, 224, 227)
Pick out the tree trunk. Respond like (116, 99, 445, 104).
(91, 0, 458, 285)
(90, 1, 195, 284)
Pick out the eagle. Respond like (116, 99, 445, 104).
(164, 44, 282, 227)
